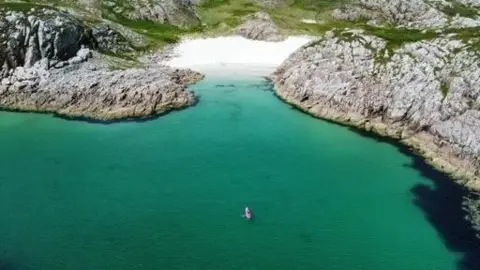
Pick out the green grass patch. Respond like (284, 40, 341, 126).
(447, 27, 480, 51)
(104, 13, 203, 49)
(441, 1, 479, 18)
(197, 0, 259, 28)
(441, 82, 449, 98)
(0, 2, 52, 12)
(199, 0, 231, 9)
(291, 0, 345, 11)
(364, 26, 438, 50)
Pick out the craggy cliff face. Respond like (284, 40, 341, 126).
(271, 0, 480, 189)
(0, 5, 203, 121)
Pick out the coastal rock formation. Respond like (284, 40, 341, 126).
(0, 52, 203, 120)
(119, 0, 201, 28)
(0, 8, 204, 121)
(0, 8, 139, 77)
(333, 0, 480, 29)
(236, 12, 284, 42)
(91, 24, 136, 54)
(270, 30, 480, 190)
(0, 9, 90, 76)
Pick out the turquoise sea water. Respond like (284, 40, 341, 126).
(0, 77, 470, 269)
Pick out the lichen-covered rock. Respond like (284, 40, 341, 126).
(0, 6, 204, 121)
(333, 0, 480, 29)
(124, 0, 200, 28)
(236, 12, 284, 42)
(0, 53, 204, 121)
(0, 9, 88, 74)
(270, 30, 480, 190)
(91, 24, 135, 54)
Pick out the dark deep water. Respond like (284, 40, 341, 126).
(0, 77, 479, 270)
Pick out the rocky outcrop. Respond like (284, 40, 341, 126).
(333, 0, 480, 29)
(113, 0, 201, 28)
(0, 7, 204, 121)
(236, 12, 284, 42)
(0, 52, 204, 120)
(270, 30, 480, 190)
(91, 24, 135, 54)
(0, 8, 139, 77)
(0, 8, 90, 76)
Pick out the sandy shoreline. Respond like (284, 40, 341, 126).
(163, 36, 313, 77)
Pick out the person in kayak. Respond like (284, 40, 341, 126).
(244, 207, 252, 220)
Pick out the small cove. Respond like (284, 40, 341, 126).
(0, 77, 478, 270)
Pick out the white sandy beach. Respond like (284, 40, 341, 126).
(163, 36, 312, 77)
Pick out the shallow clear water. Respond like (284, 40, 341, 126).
(0, 77, 464, 269)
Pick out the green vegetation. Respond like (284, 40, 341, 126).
(104, 53, 143, 71)
(291, 0, 345, 11)
(3, 0, 480, 62)
(197, 0, 259, 29)
(441, 82, 449, 98)
(109, 16, 186, 44)
(0, 2, 52, 12)
(442, 1, 479, 18)
(365, 26, 438, 50)
(448, 26, 480, 51)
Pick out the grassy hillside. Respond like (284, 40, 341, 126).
(2, 0, 479, 61)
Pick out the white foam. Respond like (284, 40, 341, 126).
(163, 36, 312, 77)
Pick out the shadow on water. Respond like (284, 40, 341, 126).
(347, 127, 480, 270)
(274, 89, 480, 269)
(0, 260, 17, 270)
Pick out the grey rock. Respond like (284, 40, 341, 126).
(55, 61, 67, 68)
(236, 12, 284, 42)
(91, 24, 135, 54)
(333, 0, 480, 29)
(1, 78, 11, 85)
(0, 9, 141, 77)
(68, 56, 83, 65)
(0, 9, 87, 76)
(0, 55, 204, 120)
(124, 0, 200, 28)
(13, 81, 28, 90)
(270, 30, 480, 190)
(76, 48, 92, 60)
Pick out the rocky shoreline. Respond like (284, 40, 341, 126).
(273, 85, 480, 189)
(0, 8, 204, 121)
(269, 29, 480, 191)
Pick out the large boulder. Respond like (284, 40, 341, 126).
(0, 8, 88, 73)
(121, 0, 200, 28)
(236, 12, 284, 42)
